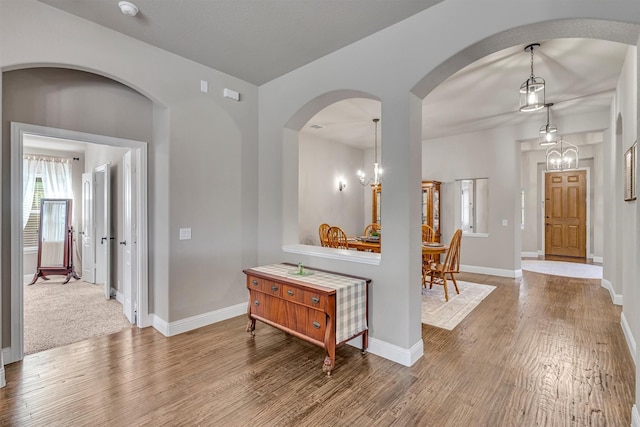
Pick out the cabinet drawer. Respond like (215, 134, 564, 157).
(281, 284, 325, 308)
(303, 308, 327, 342)
(250, 291, 285, 323)
(247, 276, 281, 296)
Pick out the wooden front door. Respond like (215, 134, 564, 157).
(544, 170, 587, 258)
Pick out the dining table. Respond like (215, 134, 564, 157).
(347, 237, 448, 257)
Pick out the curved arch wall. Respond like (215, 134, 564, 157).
(0, 0, 260, 355)
(259, 1, 640, 368)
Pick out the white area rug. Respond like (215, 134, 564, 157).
(521, 260, 602, 279)
(422, 281, 495, 330)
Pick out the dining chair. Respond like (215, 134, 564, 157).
(363, 223, 381, 237)
(318, 223, 331, 247)
(421, 224, 436, 285)
(327, 226, 349, 249)
(425, 229, 462, 301)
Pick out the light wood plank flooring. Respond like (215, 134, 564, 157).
(1, 271, 634, 426)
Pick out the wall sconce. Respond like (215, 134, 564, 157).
(338, 178, 347, 192)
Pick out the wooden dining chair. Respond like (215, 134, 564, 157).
(318, 223, 331, 247)
(426, 229, 462, 301)
(363, 223, 381, 237)
(327, 226, 349, 249)
(421, 224, 436, 286)
(421, 224, 435, 243)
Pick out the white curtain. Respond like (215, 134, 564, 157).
(41, 160, 73, 199)
(22, 157, 41, 229)
(23, 156, 74, 230)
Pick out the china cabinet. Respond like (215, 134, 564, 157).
(371, 184, 381, 225)
(422, 181, 441, 242)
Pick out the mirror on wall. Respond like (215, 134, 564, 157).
(456, 178, 489, 234)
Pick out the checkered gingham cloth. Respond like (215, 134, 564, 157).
(251, 264, 368, 343)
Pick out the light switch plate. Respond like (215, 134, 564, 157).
(502, 219, 508, 227)
(179, 228, 192, 240)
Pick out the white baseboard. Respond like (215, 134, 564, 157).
(461, 265, 519, 278)
(364, 336, 424, 367)
(601, 278, 623, 305)
(2, 347, 12, 366)
(621, 311, 636, 365)
(23, 274, 32, 284)
(633, 405, 640, 427)
(592, 256, 603, 264)
(0, 362, 4, 388)
(520, 252, 538, 258)
(153, 302, 248, 337)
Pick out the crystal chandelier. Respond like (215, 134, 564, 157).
(357, 118, 383, 186)
(546, 137, 579, 171)
(519, 43, 545, 112)
(539, 103, 557, 146)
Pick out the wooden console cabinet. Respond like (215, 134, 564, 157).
(244, 263, 370, 375)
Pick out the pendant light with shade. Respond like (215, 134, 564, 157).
(519, 43, 546, 112)
(539, 103, 557, 146)
(357, 118, 383, 186)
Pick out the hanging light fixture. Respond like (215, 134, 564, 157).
(539, 103, 557, 146)
(519, 43, 545, 112)
(546, 136, 579, 171)
(357, 118, 383, 186)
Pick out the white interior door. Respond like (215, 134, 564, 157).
(81, 172, 95, 283)
(94, 163, 112, 299)
(122, 151, 136, 323)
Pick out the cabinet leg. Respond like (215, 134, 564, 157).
(245, 319, 256, 336)
(322, 356, 334, 376)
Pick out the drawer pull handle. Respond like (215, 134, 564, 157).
(311, 297, 320, 304)
(252, 280, 258, 286)
(312, 321, 321, 329)
(254, 300, 260, 306)
(287, 290, 294, 296)
(271, 286, 278, 292)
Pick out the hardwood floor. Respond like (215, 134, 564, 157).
(1, 271, 634, 426)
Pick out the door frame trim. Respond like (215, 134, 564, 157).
(540, 167, 590, 258)
(8, 122, 149, 364)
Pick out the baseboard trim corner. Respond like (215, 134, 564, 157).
(366, 336, 423, 367)
(153, 302, 248, 337)
(601, 278, 623, 305)
(621, 311, 636, 365)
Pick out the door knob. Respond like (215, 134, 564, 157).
(119, 241, 127, 245)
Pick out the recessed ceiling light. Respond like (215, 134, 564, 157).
(118, 1, 139, 16)
(309, 123, 325, 129)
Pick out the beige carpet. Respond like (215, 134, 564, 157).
(24, 278, 132, 355)
(422, 281, 496, 330)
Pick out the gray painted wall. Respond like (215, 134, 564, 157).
(1, 67, 153, 347)
(1, 1, 639, 413)
(1, 0, 259, 348)
(298, 134, 365, 245)
(258, 0, 640, 371)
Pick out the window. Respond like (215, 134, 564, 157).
(456, 178, 489, 234)
(24, 177, 45, 249)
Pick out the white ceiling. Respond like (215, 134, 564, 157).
(35, 1, 630, 150)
